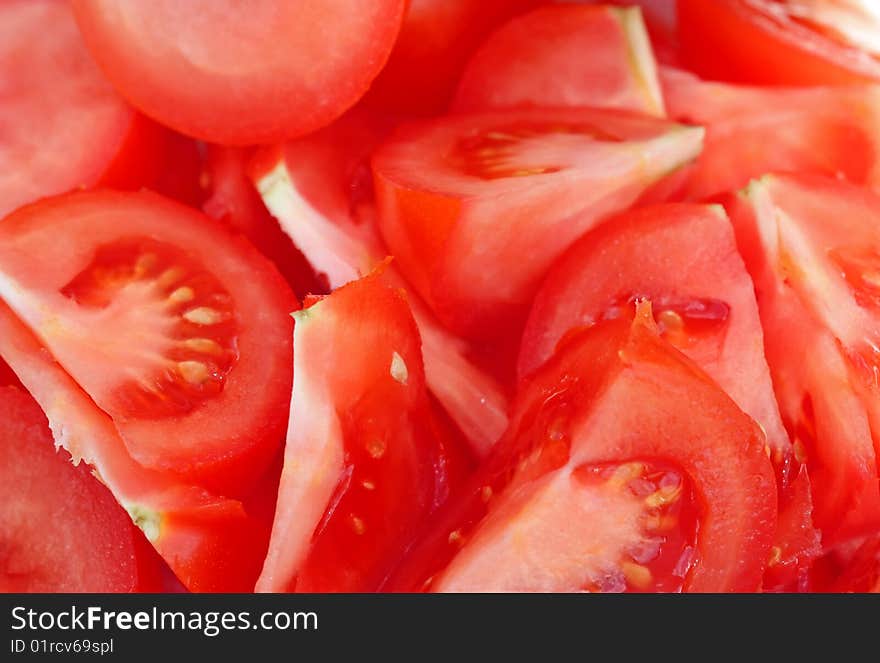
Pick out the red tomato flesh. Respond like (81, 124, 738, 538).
(71, 0, 406, 145)
(372, 108, 704, 339)
(454, 4, 664, 116)
(0, 191, 296, 496)
(388, 303, 777, 592)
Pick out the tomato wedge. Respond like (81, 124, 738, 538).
(0, 304, 274, 592)
(71, 0, 406, 145)
(0, 385, 164, 592)
(253, 112, 510, 456)
(661, 67, 880, 201)
(678, 0, 880, 86)
(257, 269, 452, 592)
(0, 191, 296, 496)
(725, 174, 880, 544)
(453, 5, 664, 116)
(388, 302, 777, 592)
(372, 108, 704, 339)
(0, 0, 184, 219)
(364, 0, 541, 115)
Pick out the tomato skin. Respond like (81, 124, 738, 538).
(453, 4, 664, 116)
(71, 0, 406, 145)
(677, 0, 880, 86)
(0, 385, 165, 592)
(258, 269, 454, 592)
(0, 190, 297, 497)
(364, 0, 542, 115)
(372, 108, 704, 340)
(388, 304, 777, 593)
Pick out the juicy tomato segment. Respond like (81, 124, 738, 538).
(0, 303, 273, 592)
(0, 0, 181, 219)
(388, 303, 777, 592)
(0, 191, 296, 496)
(726, 174, 880, 543)
(661, 67, 880, 201)
(677, 0, 880, 85)
(258, 269, 448, 592)
(372, 108, 704, 339)
(253, 113, 511, 456)
(71, 0, 406, 145)
(454, 5, 665, 116)
(0, 386, 164, 592)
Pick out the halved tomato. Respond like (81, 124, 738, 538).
(0, 0, 184, 219)
(71, 0, 406, 145)
(253, 111, 510, 456)
(387, 302, 777, 592)
(257, 269, 452, 592)
(725, 174, 880, 544)
(661, 67, 880, 201)
(202, 146, 321, 300)
(0, 304, 274, 592)
(678, 0, 880, 86)
(453, 5, 664, 116)
(0, 190, 296, 497)
(372, 108, 704, 339)
(363, 0, 541, 115)
(0, 385, 164, 592)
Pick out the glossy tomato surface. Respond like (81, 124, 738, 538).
(71, 0, 406, 144)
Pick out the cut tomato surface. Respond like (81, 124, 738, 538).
(453, 5, 664, 116)
(0, 304, 273, 592)
(372, 108, 704, 339)
(0, 0, 182, 219)
(257, 269, 452, 592)
(71, 0, 406, 145)
(725, 174, 880, 544)
(678, 0, 880, 86)
(0, 385, 164, 592)
(662, 67, 880, 201)
(364, 0, 541, 115)
(387, 303, 777, 592)
(0, 190, 296, 496)
(202, 146, 321, 300)
(253, 113, 510, 456)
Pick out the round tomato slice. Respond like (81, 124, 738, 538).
(0, 386, 163, 592)
(453, 5, 664, 116)
(372, 108, 704, 339)
(726, 174, 880, 544)
(0, 191, 296, 496)
(677, 0, 880, 85)
(70, 0, 405, 145)
(258, 270, 451, 592)
(388, 303, 777, 592)
(363, 0, 541, 115)
(661, 67, 880, 201)
(0, 0, 183, 219)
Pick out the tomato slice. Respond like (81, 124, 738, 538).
(257, 269, 452, 592)
(0, 0, 185, 219)
(363, 0, 542, 115)
(661, 67, 880, 201)
(388, 302, 777, 592)
(202, 146, 321, 300)
(677, 0, 880, 85)
(372, 108, 704, 340)
(70, 0, 405, 145)
(725, 174, 880, 544)
(0, 385, 165, 592)
(453, 5, 664, 116)
(0, 305, 273, 592)
(253, 112, 511, 456)
(0, 191, 296, 496)
(520, 202, 789, 464)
